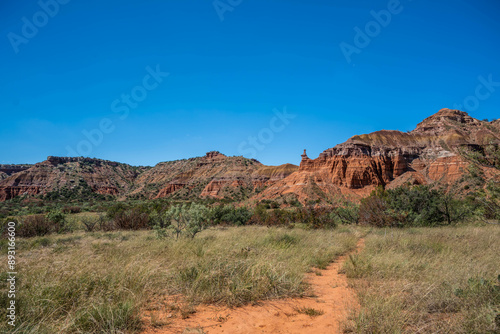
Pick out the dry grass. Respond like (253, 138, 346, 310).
(0, 226, 360, 333)
(342, 225, 500, 333)
(295, 306, 325, 317)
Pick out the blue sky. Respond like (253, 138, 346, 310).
(1, 0, 499, 166)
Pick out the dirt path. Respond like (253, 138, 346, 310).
(142, 239, 364, 334)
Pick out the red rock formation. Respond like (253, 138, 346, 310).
(427, 156, 469, 182)
(0, 164, 32, 178)
(0, 186, 43, 201)
(204, 151, 226, 159)
(93, 186, 120, 195)
(0, 157, 140, 201)
(155, 183, 185, 198)
(144, 153, 297, 200)
(251, 109, 500, 204)
(2, 109, 497, 204)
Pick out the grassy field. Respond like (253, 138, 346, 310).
(2, 220, 498, 334)
(342, 225, 500, 333)
(0, 226, 360, 334)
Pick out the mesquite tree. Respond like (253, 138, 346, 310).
(163, 204, 210, 240)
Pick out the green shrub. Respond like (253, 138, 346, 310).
(62, 206, 82, 214)
(330, 203, 359, 225)
(164, 204, 210, 239)
(113, 209, 149, 230)
(359, 185, 473, 227)
(14, 216, 53, 238)
(106, 203, 128, 220)
(81, 216, 98, 232)
(206, 204, 251, 226)
(46, 210, 67, 233)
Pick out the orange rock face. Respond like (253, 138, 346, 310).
(252, 109, 500, 204)
(0, 186, 42, 201)
(300, 150, 409, 189)
(1, 109, 498, 204)
(138, 153, 298, 200)
(427, 156, 469, 183)
(155, 183, 185, 199)
(0, 157, 141, 201)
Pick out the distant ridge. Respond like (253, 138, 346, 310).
(0, 109, 498, 203)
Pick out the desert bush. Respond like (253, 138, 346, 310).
(209, 205, 252, 226)
(250, 205, 337, 228)
(149, 209, 170, 229)
(295, 206, 337, 229)
(163, 204, 209, 239)
(14, 215, 53, 238)
(80, 216, 99, 232)
(469, 179, 500, 221)
(256, 199, 280, 209)
(97, 214, 116, 231)
(46, 210, 68, 233)
(113, 209, 149, 230)
(106, 202, 128, 220)
(251, 207, 292, 227)
(62, 205, 82, 214)
(359, 185, 473, 227)
(330, 202, 359, 225)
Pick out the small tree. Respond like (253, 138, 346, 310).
(185, 204, 210, 238)
(164, 204, 209, 240)
(439, 193, 469, 225)
(81, 216, 98, 232)
(46, 210, 67, 233)
(165, 205, 187, 240)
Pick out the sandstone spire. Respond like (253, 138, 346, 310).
(301, 149, 309, 160)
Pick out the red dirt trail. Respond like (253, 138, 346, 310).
(142, 239, 364, 334)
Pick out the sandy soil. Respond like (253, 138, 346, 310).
(142, 239, 364, 334)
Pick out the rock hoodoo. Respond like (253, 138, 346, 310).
(0, 109, 497, 204)
(251, 109, 500, 204)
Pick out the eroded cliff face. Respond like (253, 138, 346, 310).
(251, 109, 500, 204)
(0, 157, 143, 201)
(0, 152, 298, 202)
(1, 109, 497, 204)
(133, 151, 297, 200)
(0, 164, 32, 180)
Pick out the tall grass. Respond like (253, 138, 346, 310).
(0, 226, 359, 333)
(343, 225, 500, 333)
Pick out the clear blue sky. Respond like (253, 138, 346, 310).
(1, 0, 499, 166)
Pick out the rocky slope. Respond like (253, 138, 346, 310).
(0, 157, 144, 201)
(131, 151, 298, 200)
(251, 109, 500, 204)
(1, 109, 496, 204)
(0, 152, 298, 202)
(0, 164, 32, 180)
